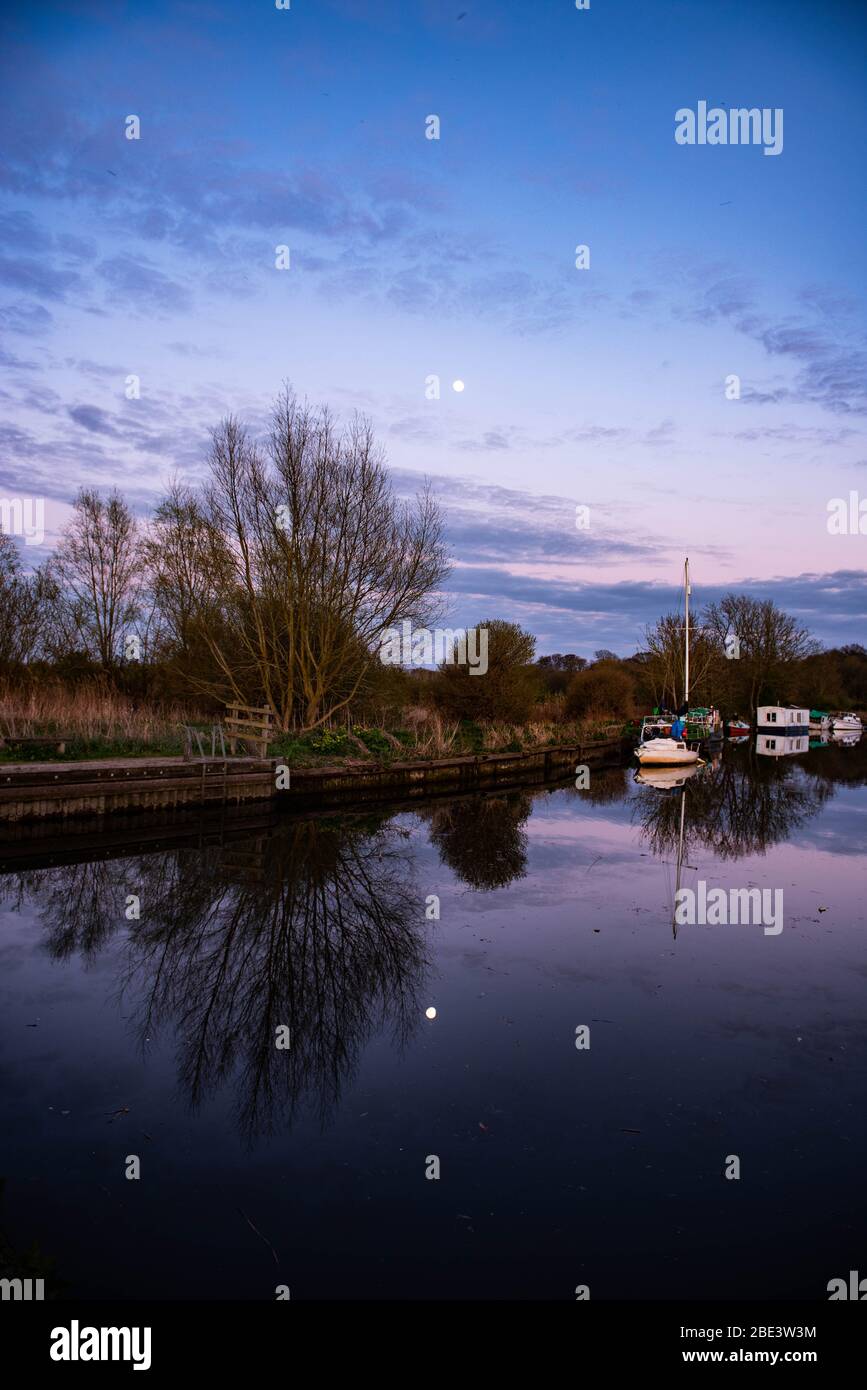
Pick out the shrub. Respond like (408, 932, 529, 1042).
(564, 661, 635, 720)
(434, 619, 539, 722)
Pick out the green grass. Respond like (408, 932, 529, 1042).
(0, 717, 629, 766)
(0, 734, 184, 763)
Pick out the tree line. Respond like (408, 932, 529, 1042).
(2, 387, 864, 729)
(1, 389, 448, 731)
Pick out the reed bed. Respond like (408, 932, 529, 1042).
(0, 682, 204, 744)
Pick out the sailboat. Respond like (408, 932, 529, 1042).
(635, 558, 701, 768)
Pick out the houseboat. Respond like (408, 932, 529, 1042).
(756, 705, 809, 732)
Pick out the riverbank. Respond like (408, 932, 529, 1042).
(0, 735, 631, 825)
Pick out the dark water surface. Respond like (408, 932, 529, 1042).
(1, 740, 865, 1301)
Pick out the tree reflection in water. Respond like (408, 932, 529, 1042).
(3, 744, 861, 1141)
(633, 744, 833, 862)
(6, 816, 426, 1142)
(418, 791, 533, 890)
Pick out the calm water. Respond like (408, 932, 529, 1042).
(1, 740, 865, 1301)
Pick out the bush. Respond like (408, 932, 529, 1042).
(434, 619, 539, 723)
(564, 661, 635, 720)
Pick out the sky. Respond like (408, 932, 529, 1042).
(1, 0, 866, 657)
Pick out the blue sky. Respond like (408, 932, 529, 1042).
(1, 0, 865, 654)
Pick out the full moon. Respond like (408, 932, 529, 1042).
(451, 379, 465, 393)
(425, 1006, 437, 1020)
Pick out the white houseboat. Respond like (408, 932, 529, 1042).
(756, 705, 809, 732)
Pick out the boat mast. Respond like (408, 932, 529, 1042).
(684, 556, 690, 709)
(673, 788, 686, 939)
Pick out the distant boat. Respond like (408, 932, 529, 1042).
(809, 710, 831, 733)
(727, 716, 750, 738)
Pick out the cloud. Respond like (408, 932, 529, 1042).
(67, 404, 119, 435)
(165, 340, 226, 359)
(96, 255, 191, 312)
(0, 346, 38, 370)
(440, 567, 867, 656)
(672, 261, 867, 417)
(0, 299, 53, 335)
(0, 209, 51, 250)
(0, 254, 81, 300)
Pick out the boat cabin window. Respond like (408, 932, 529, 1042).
(768, 712, 777, 723)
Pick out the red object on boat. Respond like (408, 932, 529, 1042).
(727, 720, 750, 737)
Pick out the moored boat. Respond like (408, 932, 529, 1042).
(830, 712, 863, 733)
(635, 737, 700, 767)
(757, 705, 809, 732)
(727, 715, 750, 738)
(633, 558, 706, 767)
(639, 713, 673, 742)
(685, 706, 723, 740)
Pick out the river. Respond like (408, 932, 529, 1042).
(1, 738, 865, 1300)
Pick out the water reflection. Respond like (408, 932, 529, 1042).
(633, 743, 833, 861)
(418, 792, 533, 889)
(4, 817, 426, 1141)
(1, 740, 864, 1143)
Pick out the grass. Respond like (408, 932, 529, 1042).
(0, 682, 204, 762)
(0, 682, 629, 765)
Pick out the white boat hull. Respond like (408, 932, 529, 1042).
(635, 738, 700, 767)
(830, 715, 862, 732)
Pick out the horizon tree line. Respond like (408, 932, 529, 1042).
(1, 387, 864, 727)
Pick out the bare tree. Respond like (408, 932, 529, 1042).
(643, 611, 720, 709)
(155, 388, 450, 730)
(0, 533, 48, 669)
(703, 595, 818, 713)
(50, 489, 144, 667)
